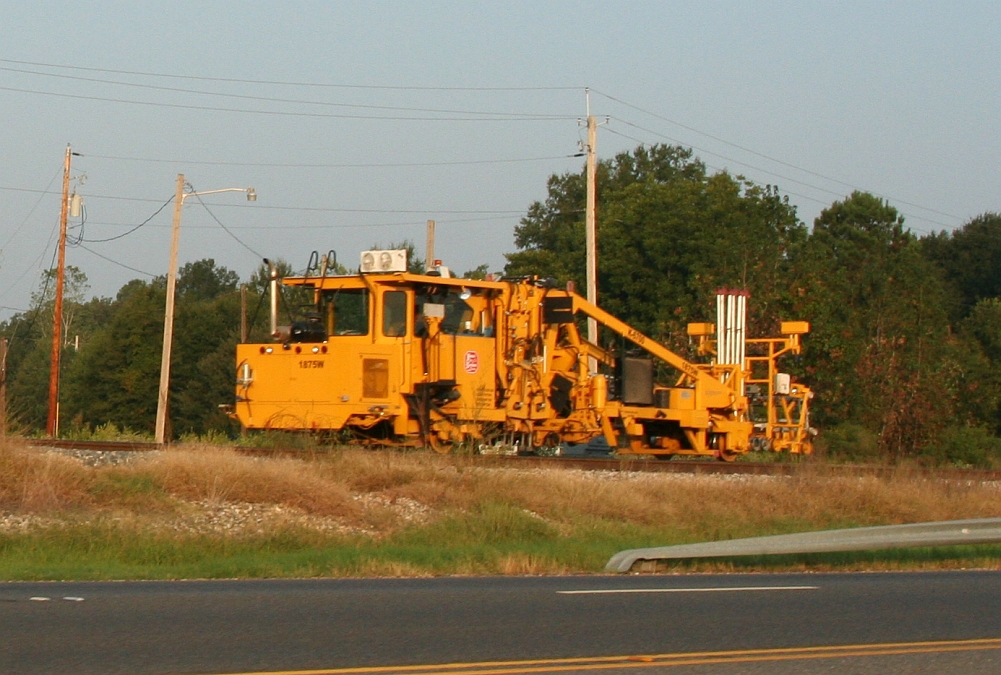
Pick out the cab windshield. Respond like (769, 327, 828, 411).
(321, 289, 369, 336)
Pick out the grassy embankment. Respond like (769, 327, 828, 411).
(0, 438, 999, 580)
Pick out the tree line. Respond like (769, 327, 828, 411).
(0, 259, 279, 438)
(3, 143, 1000, 464)
(506, 144, 1001, 465)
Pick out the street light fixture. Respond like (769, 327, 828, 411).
(155, 174, 256, 444)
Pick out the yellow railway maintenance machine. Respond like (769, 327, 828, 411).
(234, 250, 814, 459)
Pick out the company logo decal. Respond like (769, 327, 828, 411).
(463, 350, 479, 374)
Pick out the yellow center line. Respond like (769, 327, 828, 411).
(200, 638, 1001, 675)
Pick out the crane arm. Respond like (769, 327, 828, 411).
(568, 293, 736, 410)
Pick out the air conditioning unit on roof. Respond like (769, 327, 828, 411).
(360, 249, 407, 273)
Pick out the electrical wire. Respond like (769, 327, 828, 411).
(610, 119, 850, 200)
(0, 65, 573, 119)
(0, 85, 574, 122)
(82, 195, 174, 243)
(0, 165, 62, 253)
(0, 185, 525, 214)
(6, 229, 61, 347)
(83, 214, 524, 230)
(604, 125, 941, 234)
(0, 58, 582, 91)
(604, 124, 849, 210)
(66, 204, 87, 246)
(587, 124, 837, 212)
(76, 244, 155, 278)
(604, 118, 952, 232)
(83, 153, 570, 168)
(592, 88, 964, 223)
(190, 191, 264, 260)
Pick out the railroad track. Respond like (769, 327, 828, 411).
(20, 437, 1001, 481)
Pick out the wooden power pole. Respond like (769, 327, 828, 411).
(426, 219, 436, 271)
(240, 284, 248, 344)
(585, 113, 598, 352)
(46, 144, 74, 437)
(155, 174, 186, 444)
(1, 337, 7, 440)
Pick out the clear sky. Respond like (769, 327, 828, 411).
(0, 1, 998, 320)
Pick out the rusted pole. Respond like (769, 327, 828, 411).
(46, 145, 72, 437)
(240, 284, 248, 343)
(426, 219, 435, 271)
(1, 337, 8, 440)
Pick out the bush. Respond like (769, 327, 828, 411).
(926, 426, 1001, 468)
(815, 423, 881, 462)
(65, 422, 152, 442)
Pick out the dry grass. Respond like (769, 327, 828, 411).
(1, 438, 1000, 579)
(0, 441, 92, 511)
(2, 440, 999, 536)
(145, 446, 357, 517)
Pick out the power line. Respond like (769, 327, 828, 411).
(82, 195, 175, 243)
(83, 214, 524, 230)
(0, 65, 575, 119)
(0, 185, 525, 214)
(0, 165, 62, 252)
(604, 117, 953, 232)
(2, 220, 61, 345)
(76, 244, 155, 278)
(611, 118, 850, 201)
(84, 153, 571, 168)
(607, 120, 868, 212)
(0, 58, 582, 91)
(190, 191, 264, 260)
(0, 85, 575, 122)
(592, 88, 964, 223)
(603, 126, 836, 210)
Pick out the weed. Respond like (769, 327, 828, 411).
(1, 439, 1000, 579)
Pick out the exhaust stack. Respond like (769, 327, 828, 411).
(264, 259, 278, 338)
(715, 289, 748, 370)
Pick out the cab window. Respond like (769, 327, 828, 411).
(383, 291, 407, 337)
(322, 289, 369, 336)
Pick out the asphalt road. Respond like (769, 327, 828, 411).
(1, 571, 999, 675)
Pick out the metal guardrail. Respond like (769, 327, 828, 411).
(606, 517, 1001, 573)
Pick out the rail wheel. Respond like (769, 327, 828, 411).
(427, 433, 455, 454)
(711, 433, 738, 462)
(533, 432, 563, 456)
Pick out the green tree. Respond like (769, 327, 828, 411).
(61, 280, 165, 432)
(506, 144, 805, 344)
(60, 260, 245, 437)
(791, 192, 959, 456)
(921, 212, 1001, 317)
(2, 267, 102, 429)
(955, 298, 1001, 431)
(176, 259, 239, 302)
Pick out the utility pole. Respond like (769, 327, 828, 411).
(240, 284, 248, 344)
(155, 177, 255, 444)
(585, 111, 598, 352)
(582, 90, 607, 371)
(267, 259, 278, 338)
(47, 144, 75, 437)
(426, 219, 436, 271)
(155, 174, 186, 445)
(1, 337, 8, 440)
